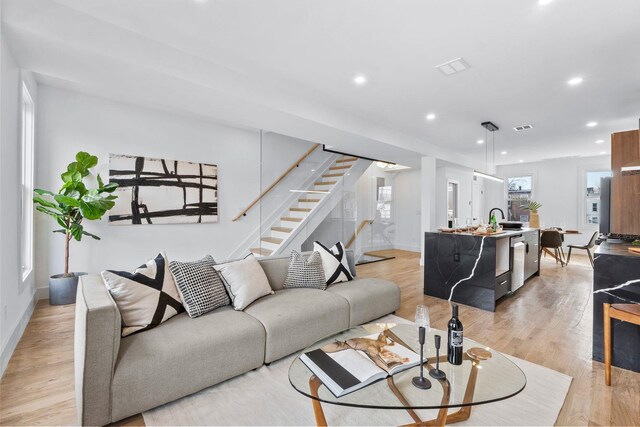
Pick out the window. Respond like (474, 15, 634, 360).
(507, 176, 532, 221)
(376, 186, 392, 220)
(21, 83, 35, 281)
(584, 170, 611, 225)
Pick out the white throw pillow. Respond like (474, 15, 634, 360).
(313, 241, 355, 285)
(213, 255, 274, 310)
(101, 252, 183, 337)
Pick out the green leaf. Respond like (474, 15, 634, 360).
(35, 206, 63, 218)
(75, 151, 98, 171)
(82, 230, 101, 240)
(55, 215, 68, 230)
(33, 196, 61, 210)
(98, 182, 119, 193)
(61, 170, 82, 183)
(34, 189, 56, 196)
(52, 229, 66, 234)
(54, 194, 80, 207)
(70, 223, 84, 241)
(96, 173, 104, 188)
(79, 199, 106, 220)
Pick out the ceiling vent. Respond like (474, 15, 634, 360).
(435, 58, 470, 76)
(513, 124, 534, 131)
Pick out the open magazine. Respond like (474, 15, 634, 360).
(300, 329, 421, 397)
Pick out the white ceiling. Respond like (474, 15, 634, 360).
(3, 0, 639, 168)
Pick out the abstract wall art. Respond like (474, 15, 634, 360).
(108, 154, 218, 225)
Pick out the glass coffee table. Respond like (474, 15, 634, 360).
(289, 321, 526, 426)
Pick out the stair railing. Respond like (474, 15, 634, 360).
(232, 143, 321, 221)
(346, 219, 374, 248)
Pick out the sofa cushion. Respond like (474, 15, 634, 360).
(283, 251, 326, 290)
(314, 241, 354, 285)
(214, 255, 274, 310)
(110, 306, 265, 422)
(326, 278, 401, 326)
(244, 288, 350, 363)
(169, 255, 230, 318)
(101, 252, 183, 337)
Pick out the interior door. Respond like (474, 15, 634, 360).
(472, 182, 484, 223)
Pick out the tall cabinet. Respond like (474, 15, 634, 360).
(610, 129, 640, 237)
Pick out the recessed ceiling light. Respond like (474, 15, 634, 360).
(477, 139, 485, 144)
(519, 160, 524, 163)
(353, 75, 367, 85)
(586, 121, 598, 127)
(600, 151, 607, 155)
(538, 0, 553, 5)
(426, 113, 436, 120)
(595, 139, 604, 144)
(568, 76, 583, 86)
(501, 151, 507, 155)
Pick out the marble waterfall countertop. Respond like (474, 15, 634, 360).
(592, 241, 640, 373)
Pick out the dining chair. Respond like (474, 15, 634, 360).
(603, 303, 640, 385)
(540, 230, 565, 266)
(566, 231, 598, 268)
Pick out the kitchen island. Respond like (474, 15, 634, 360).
(592, 241, 640, 373)
(424, 228, 540, 311)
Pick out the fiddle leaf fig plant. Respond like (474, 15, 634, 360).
(33, 152, 118, 277)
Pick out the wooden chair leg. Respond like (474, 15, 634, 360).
(566, 247, 572, 265)
(587, 249, 594, 268)
(604, 303, 612, 386)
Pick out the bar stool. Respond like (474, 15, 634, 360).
(603, 303, 640, 385)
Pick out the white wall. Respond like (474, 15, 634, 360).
(0, 37, 37, 376)
(34, 86, 309, 297)
(394, 169, 421, 252)
(497, 155, 611, 247)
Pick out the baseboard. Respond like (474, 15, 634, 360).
(36, 285, 49, 301)
(0, 293, 37, 378)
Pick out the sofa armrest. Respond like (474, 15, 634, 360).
(75, 274, 121, 426)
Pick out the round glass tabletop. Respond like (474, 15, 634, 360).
(289, 321, 526, 411)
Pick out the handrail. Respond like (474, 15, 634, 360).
(233, 143, 321, 221)
(346, 219, 374, 248)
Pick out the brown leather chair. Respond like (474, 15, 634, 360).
(566, 231, 598, 268)
(540, 230, 565, 266)
(603, 303, 640, 385)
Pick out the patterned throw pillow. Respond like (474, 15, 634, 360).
(283, 251, 326, 290)
(101, 252, 183, 337)
(169, 255, 230, 318)
(313, 241, 355, 285)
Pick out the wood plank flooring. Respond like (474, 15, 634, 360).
(1, 250, 638, 426)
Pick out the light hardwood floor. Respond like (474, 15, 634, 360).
(1, 250, 638, 426)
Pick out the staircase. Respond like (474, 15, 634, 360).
(248, 156, 364, 257)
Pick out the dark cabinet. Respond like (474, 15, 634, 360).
(495, 271, 511, 301)
(523, 230, 540, 280)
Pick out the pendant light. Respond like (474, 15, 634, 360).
(474, 121, 504, 183)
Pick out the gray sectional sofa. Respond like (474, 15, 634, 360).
(74, 251, 401, 425)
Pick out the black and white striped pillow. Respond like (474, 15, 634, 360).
(169, 255, 230, 318)
(283, 251, 327, 290)
(313, 241, 355, 286)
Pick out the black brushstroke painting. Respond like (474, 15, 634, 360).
(109, 154, 218, 225)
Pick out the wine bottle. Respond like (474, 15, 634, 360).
(447, 303, 463, 365)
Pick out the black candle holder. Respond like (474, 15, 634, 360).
(412, 326, 432, 390)
(429, 334, 446, 380)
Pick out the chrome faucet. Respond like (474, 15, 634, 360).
(488, 208, 505, 223)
